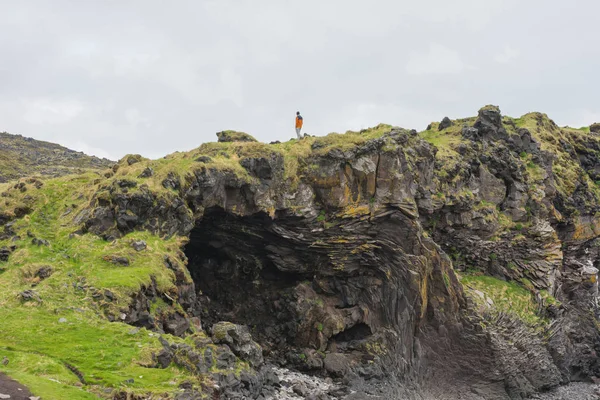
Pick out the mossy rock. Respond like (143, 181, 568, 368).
(216, 130, 257, 143)
(590, 123, 600, 134)
(479, 104, 501, 113)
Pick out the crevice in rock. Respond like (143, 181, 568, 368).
(331, 323, 372, 343)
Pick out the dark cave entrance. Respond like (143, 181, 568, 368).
(183, 207, 309, 337)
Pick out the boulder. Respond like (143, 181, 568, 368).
(131, 240, 147, 251)
(34, 265, 53, 280)
(438, 116, 453, 131)
(216, 130, 257, 143)
(211, 322, 264, 367)
(138, 167, 154, 178)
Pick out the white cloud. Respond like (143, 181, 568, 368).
(324, 103, 439, 134)
(70, 140, 115, 160)
(0, 0, 599, 160)
(568, 110, 600, 129)
(406, 43, 468, 75)
(22, 98, 84, 125)
(125, 108, 151, 128)
(494, 45, 520, 64)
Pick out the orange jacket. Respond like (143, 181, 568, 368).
(295, 115, 303, 128)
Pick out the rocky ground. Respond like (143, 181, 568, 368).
(531, 383, 600, 400)
(0, 373, 36, 400)
(0, 131, 113, 182)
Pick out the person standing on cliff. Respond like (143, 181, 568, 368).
(295, 111, 303, 139)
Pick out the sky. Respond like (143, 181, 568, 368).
(1, 0, 600, 160)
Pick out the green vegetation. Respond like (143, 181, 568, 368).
(419, 126, 462, 160)
(0, 175, 199, 399)
(461, 274, 544, 325)
(316, 210, 326, 222)
(0, 132, 112, 182)
(509, 113, 589, 196)
(216, 130, 257, 143)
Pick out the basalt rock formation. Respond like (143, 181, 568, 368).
(2, 107, 600, 399)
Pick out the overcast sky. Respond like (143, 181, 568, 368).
(1, 1, 599, 160)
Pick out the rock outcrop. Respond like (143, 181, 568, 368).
(2, 107, 600, 399)
(0, 131, 113, 182)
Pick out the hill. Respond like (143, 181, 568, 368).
(0, 131, 113, 182)
(1, 107, 600, 399)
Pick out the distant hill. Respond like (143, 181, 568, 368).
(0, 131, 114, 182)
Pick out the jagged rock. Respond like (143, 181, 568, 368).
(162, 172, 181, 191)
(116, 179, 137, 188)
(19, 290, 40, 302)
(138, 167, 154, 178)
(31, 238, 49, 246)
(103, 289, 115, 301)
(155, 348, 173, 368)
(0, 246, 14, 262)
(323, 353, 349, 377)
(34, 265, 53, 280)
(215, 345, 237, 369)
(239, 155, 282, 180)
(195, 156, 212, 163)
(14, 206, 31, 217)
(211, 322, 264, 367)
(126, 154, 143, 165)
(131, 240, 147, 251)
(438, 116, 453, 130)
(164, 312, 190, 336)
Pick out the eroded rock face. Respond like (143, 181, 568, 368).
(80, 111, 600, 399)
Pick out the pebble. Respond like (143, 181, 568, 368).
(0, 394, 10, 399)
(58, 318, 67, 323)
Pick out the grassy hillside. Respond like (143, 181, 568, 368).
(0, 132, 113, 182)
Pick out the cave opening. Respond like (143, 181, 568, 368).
(184, 206, 309, 337)
(332, 323, 372, 343)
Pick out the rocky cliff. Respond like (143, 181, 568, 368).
(1, 107, 600, 399)
(0, 131, 113, 182)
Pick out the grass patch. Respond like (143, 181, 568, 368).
(0, 174, 199, 398)
(461, 274, 543, 325)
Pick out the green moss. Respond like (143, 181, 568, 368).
(316, 210, 326, 222)
(479, 104, 500, 113)
(461, 274, 544, 325)
(513, 113, 590, 196)
(216, 130, 257, 143)
(442, 272, 451, 288)
(540, 290, 560, 306)
(0, 174, 198, 398)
